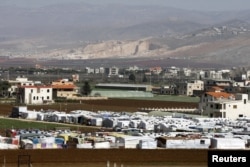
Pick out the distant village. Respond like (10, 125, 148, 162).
(1, 65, 250, 150)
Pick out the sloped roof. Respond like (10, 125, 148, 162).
(206, 92, 234, 99)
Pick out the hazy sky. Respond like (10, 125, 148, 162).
(2, 0, 250, 11)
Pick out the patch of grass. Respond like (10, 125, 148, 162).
(0, 118, 99, 132)
(0, 118, 66, 130)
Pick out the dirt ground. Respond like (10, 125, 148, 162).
(0, 98, 198, 116)
(5, 163, 206, 167)
(0, 149, 207, 167)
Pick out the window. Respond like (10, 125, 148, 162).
(33, 96, 35, 100)
(210, 104, 213, 108)
(239, 114, 243, 117)
(223, 112, 226, 118)
(215, 104, 221, 109)
(47, 96, 50, 100)
(244, 99, 246, 104)
(233, 105, 237, 109)
(47, 89, 50, 93)
(31, 89, 33, 93)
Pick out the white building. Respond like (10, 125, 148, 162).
(205, 70, 223, 79)
(210, 138, 245, 149)
(109, 66, 119, 76)
(17, 86, 53, 104)
(247, 70, 250, 80)
(85, 67, 95, 74)
(8, 76, 35, 97)
(201, 93, 250, 119)
(183, 68, 192, 77)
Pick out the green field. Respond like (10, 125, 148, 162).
(0, 117, 99, 132)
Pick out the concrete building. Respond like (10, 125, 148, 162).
(176, 80, 204, 96)
(51, 79, 80, 98)
(17, 85, 53, 104)
(109, 66, 119, 76)
(200, 92, 250, 119)
(205, 71, 223, 79)
(85, 67, 95, 74)
(204, 79, 233, 91)
(159, 85, 176, 95)
(8, 76, 35, 97)
(149, 67, 162, 75)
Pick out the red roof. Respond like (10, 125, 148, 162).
(206, 92, 234, 99)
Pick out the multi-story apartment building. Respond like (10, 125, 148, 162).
(203, 79, 233, 92)
(109, 66, 119, 76)
(175, 80, 204, 96)
(17, 85, 53, 104)
(8, 76, 35, 97)
(199, 91, 250, 119)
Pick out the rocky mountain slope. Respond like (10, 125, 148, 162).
(1, 2, 250, 66)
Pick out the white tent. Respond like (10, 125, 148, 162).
(116, 136, 155, 149)
(210, 138, 246, 149)
(91, 118, 103, 126)
(138, 138, 157, 149)
(166, 139, 210, 149)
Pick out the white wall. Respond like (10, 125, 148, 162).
(24, 87, 53, 104)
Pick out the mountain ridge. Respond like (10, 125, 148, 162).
(1, 2, 250, 66)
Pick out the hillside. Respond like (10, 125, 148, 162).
(1, 2, 250, 66)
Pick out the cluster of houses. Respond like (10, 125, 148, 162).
(7, 76, 80, 104)
(1, 107, 250, 150)
(1, 66, 250, 150)
(3, 70, 250, 120)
